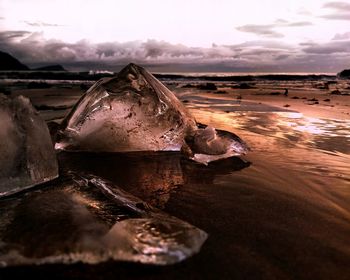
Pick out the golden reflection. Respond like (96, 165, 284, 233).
(189, 106, 350, 156)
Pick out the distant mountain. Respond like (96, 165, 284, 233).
(34, 65, 67, 71)
(338, 69, 350, 78)
(0, 51, 29, 71)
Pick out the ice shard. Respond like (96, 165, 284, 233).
(55, 63, 248, 163)
(0, 173, 207, 266)
(184, 126, 250, 165)
(56, 63, 197, 152)
(0, 95, 58, 197)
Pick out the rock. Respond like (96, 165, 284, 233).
(330, 90, 342, 95)
(337, 69, 350, 78)
(197, 83, 217, 90)
(34, 64, 67, 71)
(0, 51, 29, 71)
(27, 81, 52, 89)
(231, 83, 253, 89)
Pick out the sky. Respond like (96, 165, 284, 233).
(0, 0, 350, 72)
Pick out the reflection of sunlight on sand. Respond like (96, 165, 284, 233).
(189, 104, 350, 157)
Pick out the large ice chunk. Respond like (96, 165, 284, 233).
(0, 173, 207, 266)
(0, 95, 58, 197)
(56, 63, 197, 152)
(55, 63, 248, 163)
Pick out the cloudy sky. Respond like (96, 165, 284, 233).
(1, 0, 350, 72)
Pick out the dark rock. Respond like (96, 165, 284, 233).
(337, 69, 350, 78)
(0, 87, 11, 96)
(269, 92, 281, 95)
(198, 83, 217, 90)
(323, 99, 331, 102)
(313, 82, 329, 89)
(231, 83, 253, 89)
(330, 90, 342, 95)
(34, 64, 67, 71)
(27, 82, 52, 89)
(181, 84, 196, 88)
(80, 83, 90, 91)
(307, 98, 318, 102)
(0, 51, 29, 70)
(34, 104, 71, 111)
(291, 96, 299, 99)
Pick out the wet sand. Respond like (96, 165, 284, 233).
(1, 78, 350, 279)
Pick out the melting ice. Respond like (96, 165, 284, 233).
(0, 95, 58, 197)
(56, 63, 197, 152)
(0, 173, 207, 266)
(56, 63, 248, 163)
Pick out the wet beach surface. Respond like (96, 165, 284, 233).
(1, 79, 350, 279)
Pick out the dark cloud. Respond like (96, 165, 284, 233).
(302, 40, 350, 54)
(320, 13, 350, 20)
(332, 31, 350, 40)
(323, 2, 350, 11)
(0, 31, 31, 40)
(0, 30, 349, 72)
(321, 1, 350, 20)
(276, 54, 290, 60)
(0, 31, 242, 65)
(236, 20, 312, 38)
(23, 21, 63, 27)
(299, 42, 316, 47)
(236, 25, 284, 38)
(287, 21, 313, 27)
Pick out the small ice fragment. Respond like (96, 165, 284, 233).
(103, 217, 207, 265)
(186, 126, 249, 165)
(0, 95, 58, 197)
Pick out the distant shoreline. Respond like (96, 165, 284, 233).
(0, 70, 339, 82)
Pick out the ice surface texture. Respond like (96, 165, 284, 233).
(0, 95, 58, 197)
(55, 63, 248, 162)
(185, 126, 249, 165)
(56, 63, 197, 152)
(0, 173, 207, 266)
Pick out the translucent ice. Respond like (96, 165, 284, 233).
(56, 63, 197, 152)
(0, 95, 58, 197)
(184, 126, 250, 165)
(0, 173, 207, 266)
(55, 63, 248, 163)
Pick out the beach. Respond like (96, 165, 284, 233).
(1, 74, 350, 279)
